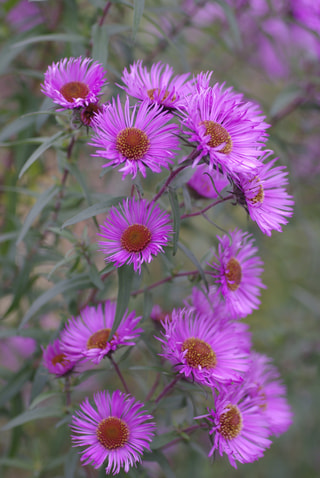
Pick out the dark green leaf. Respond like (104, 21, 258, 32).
(168, 188, 180, 256)
(92, 24, 109, 68)
(0, 116, 35, 142)
(18, 131, 65, 178)
(110, 265, 135, 339)
(0, 368, 33, 407)
(1, 405, 63, 431)
(11, 34, 86, 49)
(132, 0, 145, 41)
(61, 197, 124, 228)
(16, 186, 59, 244)
(177, 241, 208, 291)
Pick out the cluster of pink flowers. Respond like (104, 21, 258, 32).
(40, 56, 294, 474)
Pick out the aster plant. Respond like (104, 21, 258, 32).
(3, 5, 302, 476)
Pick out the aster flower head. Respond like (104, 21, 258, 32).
(158, 307, 251, 389)
(208, 229, 266, 319)
(41, 57, 107, 110)
(89, 96, 179, 179)
(42, 338, 76, 377)
(180, 84, 269, 177)
(234, 154, 294, 236)
(120, 60, 195, 109)
(60, 301, 142, 365)
(203, 384, 271, 468)
(245, 352, 293, 436)
(71, 390, 155, 475)
(187, 163, 229, 199)
(98, 198, 173, 274)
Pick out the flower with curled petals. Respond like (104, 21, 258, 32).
(60, 301, 142, 365)
(234, 154, 294, 236)
(120, 60, 194, 109)
(70, 390, 155, 475)
(42, 338, 76, 377)
(180, 85, 269, 177)
(158, 308, 251, 389)
(98, 198, 173, 273)
(89, 96, 179, 179)
(41, 57, 107, 110)
(202, 384, 271, 468)
(207, 229, 266, 319)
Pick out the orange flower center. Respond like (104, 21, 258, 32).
(96, 417, 129, 450)
(87, 328, 114, 350)
(219, 405, 243, 440)
(248, 178, 265, 204)
(225, 257, 242, 291)
(181, 337, 217, 369)
(60, 81, 89, 102)
(51, 353, 69, 366)
(116, 127, 150, 160)
(121, 224, 151, 253)
(200, 120, 233, 153)
(147, 88, 176, 103)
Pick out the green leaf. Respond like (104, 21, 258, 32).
(145, 450, 176, 478)
(168, 187, 180, 256)
(18, 131, 65, 178)
(0, 232, 17, 243)
(269, 87, 302, 118)
(64, 447, 79, 478)
(1, 405, 63, 431)
(61, 197, 124, 228)
(30, 366, 49, 404)
(0, 116, 35, 142)
(11, 34, 86, 49)
(110, 265, 135, 339)
(20, 274, 91, 327)
(177, 241, 208, 291)
(0, 368, 33, 407)
(132, 0, 145, 41)
(150, 431, 180, 450)
(142, 290, 153, 322)
(88, 263, 105, 290)
(0, 458, 33, 470)
(16, 185, 59, 245)
(92, 24, 109, 68)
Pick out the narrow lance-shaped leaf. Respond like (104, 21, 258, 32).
(61, 197, 124, 228)
(92, 24, 109, 68)
(1, 406, 63, 431)
(132, 0, 145, 42)
(16, 185, 59, 245)
(19, 274, 91, 328)
(178, 241, 209, 291)
(19, 131, 66, 178)
(168, 187, 180, 256)
(109, 265, 135, 340)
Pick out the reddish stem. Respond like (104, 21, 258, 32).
(180, 194, 233, 220)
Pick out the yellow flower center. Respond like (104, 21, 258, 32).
(121, 224, 152, 253)
(181, 337, 217, 369)
(60, 81, 89, 102)
(116, 127, 150, 160)
(96, 417, 129, 449)
(225, 257, 242, 291)
(147, 88, 176, 103)
(218, 405, 243, 440)
(87, 328, 114, 350)
(200, 120, 233, 153)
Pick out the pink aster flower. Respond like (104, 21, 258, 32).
(187, 163, 229, 199)
(89, 96, 179, 178)
(208, 229, 266, 319)
(244, 352, 293, 436)
(203, 384, 271, 468)
(71, 390, 155, 475)
(180, 85, 269, 177)
(158, 308, 251, 389)
(98, 198, 173, 274)
(42, 338, 76, 377)
(120, 60, 194, 109)
(60, 301, 142, 365)
(41, 57, 107, 110)
(234, 155, 294, 236)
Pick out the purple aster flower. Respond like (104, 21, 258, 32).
(180, 83, 269, 176)
(120, 60, 194, 109)
(98, 198, 173, 274)
(158, 308, 251, 389)
(244, 352, 293, 436)
(234, 155, 294, 236)
(202, 384, 271, 468)
(208, 229, 266, 319)
(70, 390, 155, 475)
(0, 336, 36, 372)
(60, 301, 142, 365)
(187, 163, 229, 199)
(89, 96, 179, 179)
(42, 338, 76, 377)
(41, 57, 107, 110)
(7, 0, 43, 32)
